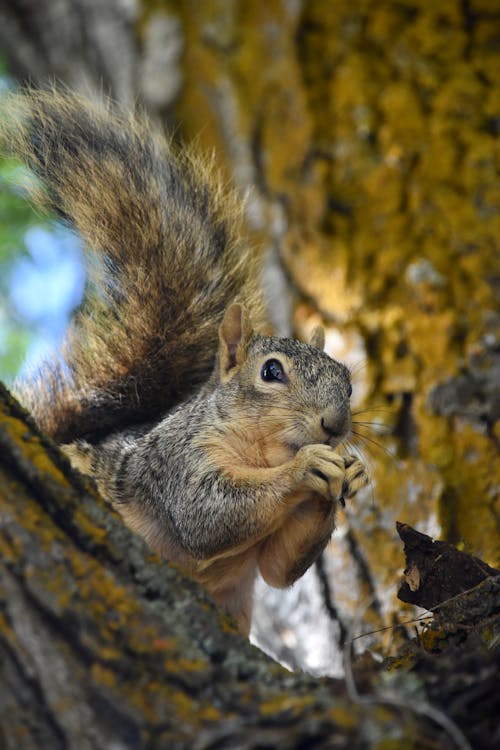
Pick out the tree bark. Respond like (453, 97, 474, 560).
(0, 0, 138, 103)
(397, 521, 500, 612)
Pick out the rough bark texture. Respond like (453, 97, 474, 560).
(0, 0, 138, 104)
(397, 521, 500, 611)
(1, 382, 500, 749)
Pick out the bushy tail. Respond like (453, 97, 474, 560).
(1, 89, 264, 443)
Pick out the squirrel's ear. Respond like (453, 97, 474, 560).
(309, 325, 325, 351)
(218, 303, 253, 380)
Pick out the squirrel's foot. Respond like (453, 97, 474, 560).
(62, 439, 94, 475)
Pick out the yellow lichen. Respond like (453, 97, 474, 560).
(164, 657, 207, 673)
(260, 694, 315, 717)
(330, 704, 360, 728)
(2, 415, 70, 487)
(91, 663, 117, 689)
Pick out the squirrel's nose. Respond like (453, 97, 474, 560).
(321, 409, 350, 440)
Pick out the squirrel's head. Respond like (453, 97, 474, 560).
(215, 303, 353, 457)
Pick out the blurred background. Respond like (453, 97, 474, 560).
(0, 0, 498, 676)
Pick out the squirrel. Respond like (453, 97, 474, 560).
(1, 89, 368, 635)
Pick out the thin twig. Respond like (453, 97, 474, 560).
(315, 552, 348, 648)
(345, 527, 383, 618)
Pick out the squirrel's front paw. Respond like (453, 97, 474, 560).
(341, 454, 369, 500)
(294, 444, 347, 501)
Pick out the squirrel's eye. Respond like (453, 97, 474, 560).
(348, 383, 353, 398)
(261, 359, 285, 383)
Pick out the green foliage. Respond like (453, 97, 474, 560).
(0, 158, 41, 262)
(0, 153, 46, 383)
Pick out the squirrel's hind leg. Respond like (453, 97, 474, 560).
(257, 498, 337, 589)
(62, 440, 95, 475)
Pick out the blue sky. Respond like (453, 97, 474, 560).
(2, 224, 84, 380)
